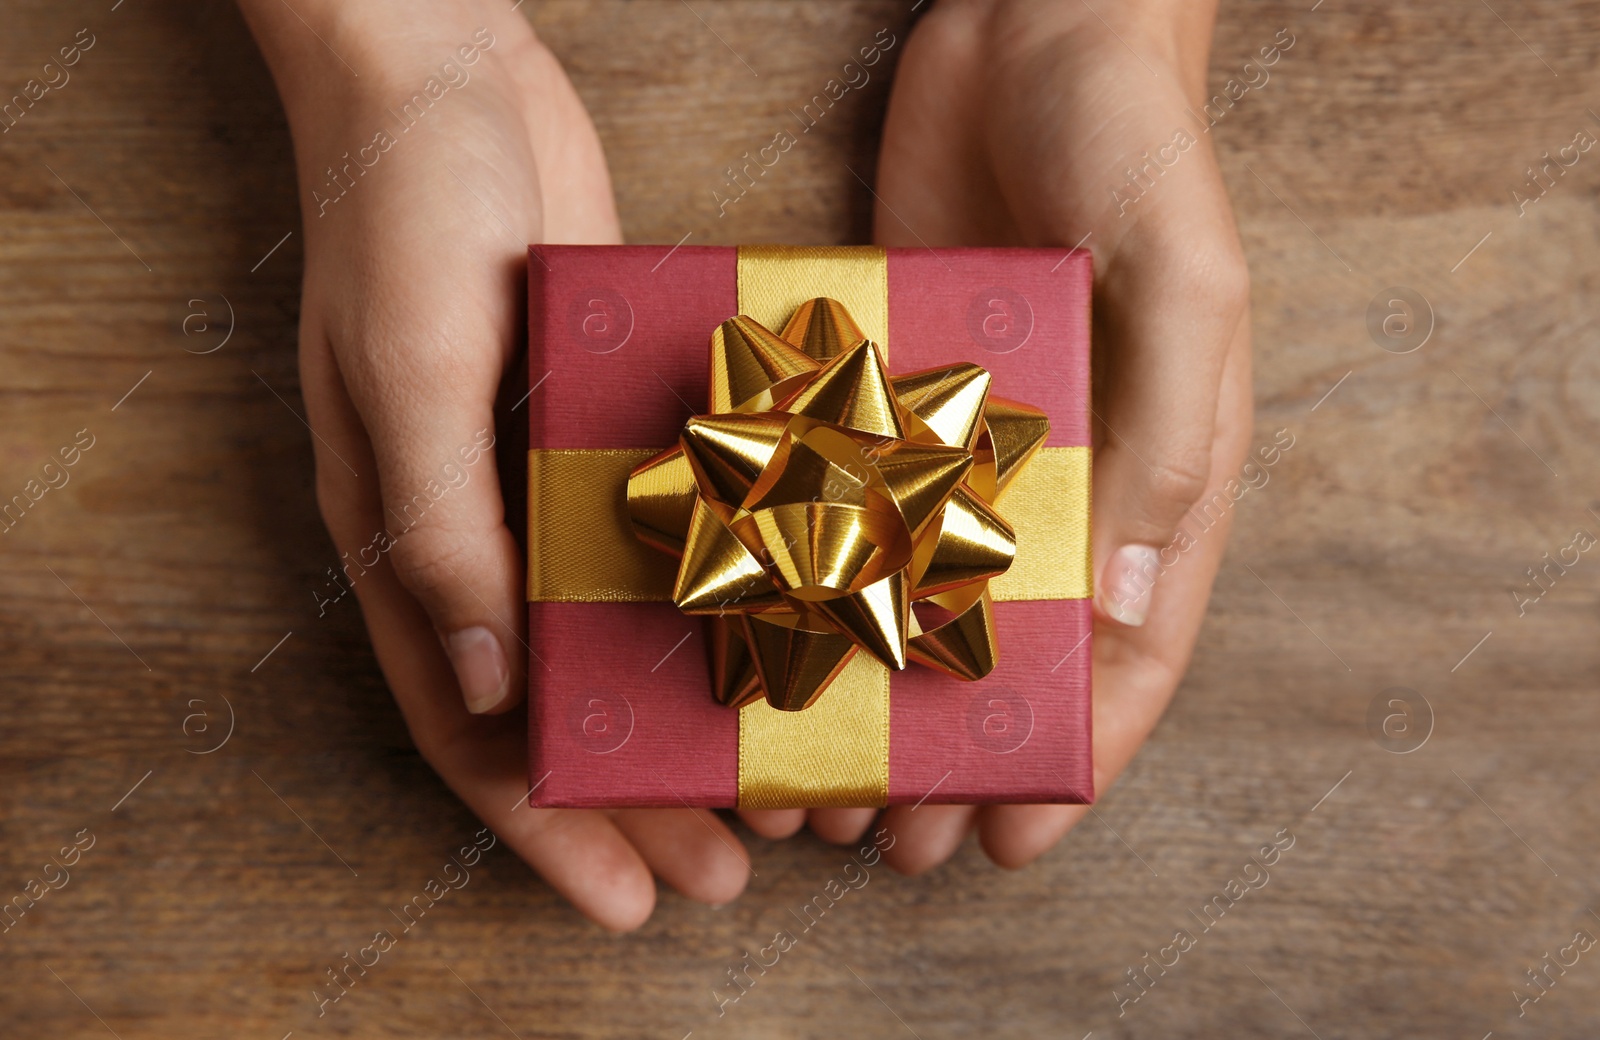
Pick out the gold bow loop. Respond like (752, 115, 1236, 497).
(625, 298, 1049, 712)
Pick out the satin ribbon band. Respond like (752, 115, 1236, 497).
(736, 244, 890, 352)
(528, 246, 1090, 808)
(525, 446, 1091, 603)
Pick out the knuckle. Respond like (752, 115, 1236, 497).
(313, 462, 370, 550)
(313, 464, 348, 530)
(386, 522, 477, 601)
(1188, 244, 1252, 321)
(1145, 452, 1213, 515)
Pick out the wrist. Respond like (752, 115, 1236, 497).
(236, 0, 512, 127)
(945, 0, 1217, 101)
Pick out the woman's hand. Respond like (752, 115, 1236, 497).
(740, 0, 1255, 871)
(239, 0, 752, 931)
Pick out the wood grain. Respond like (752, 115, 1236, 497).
(2, 1, 1599, 1037)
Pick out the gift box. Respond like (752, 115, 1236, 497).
(526, 245, 1093, 809)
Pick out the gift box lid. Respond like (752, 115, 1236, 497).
(526, 245, 1093, 809)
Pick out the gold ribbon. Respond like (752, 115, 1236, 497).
(527, 449, 676, 602)
(527, 246, 1091, 808)
(527, 446, 1091, 603)
(733, 247, 894, 808)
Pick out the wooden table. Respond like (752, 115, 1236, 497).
(4, 2, 1598, 1036)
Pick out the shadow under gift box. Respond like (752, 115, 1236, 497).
(526, 245, 1093, 809)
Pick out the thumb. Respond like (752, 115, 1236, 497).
(1090, 173, 1251, 628)
(376, 414, 527, 715)
(310, 254, 530, 716)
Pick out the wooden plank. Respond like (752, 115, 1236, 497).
(1, 1, 1598, 1036)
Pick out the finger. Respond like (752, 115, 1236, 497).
(806, 807, 878, 846)
(882, 22, 1249, 630)
(306, 193, 533, 718)
(303, 336, 661, 932)
(1090, 155, 1250, 630)
(1092, 305, 1253, 775)
(737, 808, 807, 840)
(492, 803, 657, 933)
(977, 804, 1088, 869)
(334, 499, 660, 931)
(878, 805, 977, 876)
(871, 2, 1002, 246)
(611, 809, 751, 906)
(975, 310, 1252, 871)
(507, 29, 623, 245)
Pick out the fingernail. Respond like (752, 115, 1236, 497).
(445, 626, 509, 713)
(1098, 544, 1161, 627)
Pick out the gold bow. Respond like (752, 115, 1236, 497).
(625, 298, 1048, 713)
